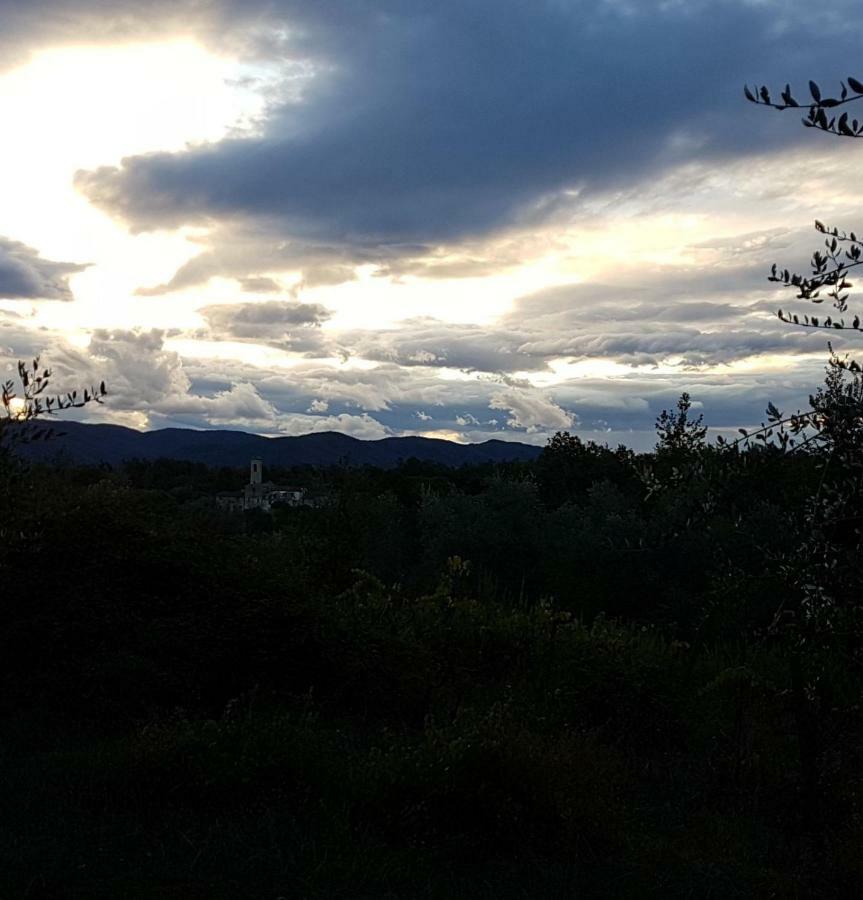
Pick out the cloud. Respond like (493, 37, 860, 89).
(326, 234, 820, 375)
(158, 381, 277, 425)
(200, 299, 332, 350)
(81, 328, 189, 406)
(341, 317, 542, 373)
(46, 328, 279, 429)
(0, 237, 86, 301)
(74, 0, 863, 287)
(489, 387, 575, 433)
(131, 222, 363, 296)
(492, 249, 822, 368)
(238, 276, 283, 293)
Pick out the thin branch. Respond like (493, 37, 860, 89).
(777, 312, 863, 332)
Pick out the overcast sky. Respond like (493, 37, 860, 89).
(1, 0, 862, 448)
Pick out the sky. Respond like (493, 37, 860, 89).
(2, 0, 863, 449)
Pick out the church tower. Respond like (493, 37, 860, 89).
(244, 458, 266, 509)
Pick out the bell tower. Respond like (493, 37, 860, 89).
(250, 458, 263, 485)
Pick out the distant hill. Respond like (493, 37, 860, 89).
(13, 420, 543, 468)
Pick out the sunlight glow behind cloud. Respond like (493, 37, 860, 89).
(0, 41, 263, 330)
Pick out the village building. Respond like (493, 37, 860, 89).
(216, 458, 306, 512)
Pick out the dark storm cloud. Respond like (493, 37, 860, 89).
(74, 0, 863, 276)
(0, 237, 86, 301)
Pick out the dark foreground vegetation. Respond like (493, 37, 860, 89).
(2, 376, 863, 898)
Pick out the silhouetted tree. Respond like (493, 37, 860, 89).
(537, 431, 637, 507)
(654, 392, 707, 456)
(745, 78, 863, 835)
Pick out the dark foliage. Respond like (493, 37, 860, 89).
(2, 375, 862, 897)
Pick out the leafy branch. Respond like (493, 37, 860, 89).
(716, 399, 817, 454)
(745, 76, 863, 137)
(1, 357, 107, 446)
(748, 77, 863, 329)
(717, 348, 862, 454)
(771, 221, 863, 316)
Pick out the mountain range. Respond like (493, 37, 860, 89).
(13, 420, 543, 468)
